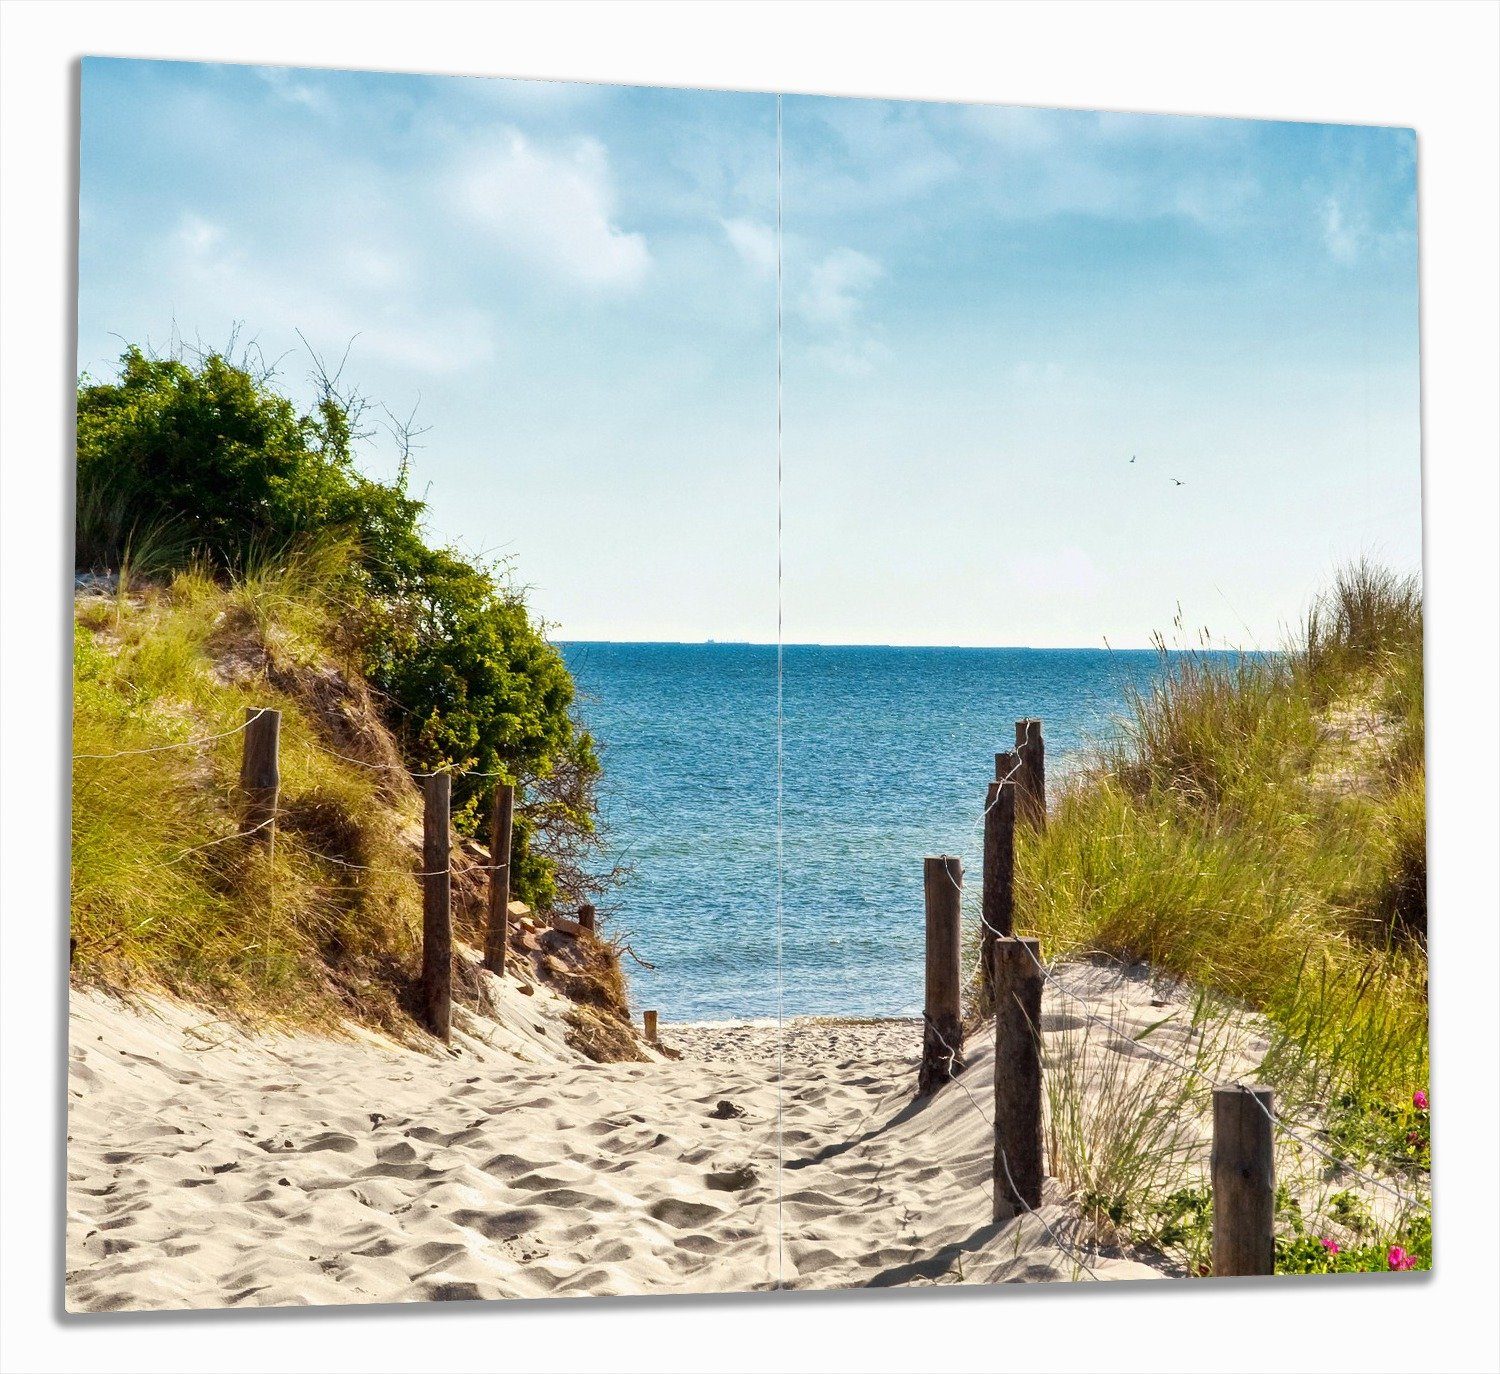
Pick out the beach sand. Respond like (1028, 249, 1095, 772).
(67, 961, 1277, 1310)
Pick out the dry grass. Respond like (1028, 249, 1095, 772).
(72, 568, 425, 1034)
(984, 562, 1427, 1165)
(70, 561, 636, 1055)
(1043, 985, 1249, 1266)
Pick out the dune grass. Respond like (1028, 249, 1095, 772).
(71, 559, 429, 1034)
(1044, 987, 1248, 1270)
(1010, 562, 1427, 1167)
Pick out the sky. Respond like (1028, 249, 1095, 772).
(78, 59, 1422, 648)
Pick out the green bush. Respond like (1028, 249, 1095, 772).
(76, 344, 598, 903)
(77, 346, 419, 571)
(1276, 1212, 1430, 1274)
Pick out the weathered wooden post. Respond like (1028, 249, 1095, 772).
(1015, 718, 1046, 829)
(239, 706, 281, 852)
(643, 1010, 658, 1043)
(421, 773, 452, 1044)
(578, 902, 596, 934)
(482, 782, 514, 975)
(1212, 1084, 1276, 1276)
(981, 757, 1017, 1004)
(919, 855, 965, 1095)
(992, 935, 1044, 1220)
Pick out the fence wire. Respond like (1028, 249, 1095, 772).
(73, 709, 268, 760)
(967, 849, 1429, 1215)
(73, 690, 1428, 1266)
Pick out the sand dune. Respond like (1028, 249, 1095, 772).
(67, 962, 1274, 1311)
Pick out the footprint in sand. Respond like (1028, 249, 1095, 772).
(298, 1132, 358, 1154)
(409, 1241, 468, 1271)
(527, 1187, 613, 1210)
(356, 1160, 447, 1182)
(647, 1197, 725, 1229)
(419, 1280, 486, 1301)
(1040, 1012, 1087, 1032)
(477, 1152, 533, 1178)
(705, 1164, 759, 1192)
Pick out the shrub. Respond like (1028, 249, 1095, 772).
(1276, 1211, 1431, 1274)
(75, 344, 601, 903)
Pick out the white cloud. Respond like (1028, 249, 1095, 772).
(452, 130, 649, 289)
(795, 246, 881, 330)
(344, 247, 405, 290)
(1321, 196, 1361, 263)
(162, 214, 494, 376)
(792, 246, 884, 374)
(175, 213, 225, 257)
(801, 100, 962, 214)
(807, 336, 887, 377)
(960, 104, 1259, 226)
(351, 316, 495, 374)
(253, 66, 330, 114)
(722, 218, 775, 277)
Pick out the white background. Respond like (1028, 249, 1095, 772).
(2, 3, 1496, 1371)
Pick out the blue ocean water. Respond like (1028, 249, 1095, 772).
(559, 643, 1183, 1022)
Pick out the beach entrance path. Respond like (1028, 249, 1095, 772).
(67, 963, 1279, 1309)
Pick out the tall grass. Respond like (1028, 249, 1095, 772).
(1009, 562, 1427, 1136)
(1304, 559, 1423, 697)
(1045, 987, 1246, 1262)
(74, 469, 192, 578)
(71, 570, 425, 1032)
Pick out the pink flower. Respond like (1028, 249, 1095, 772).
(1320, 1237, 1340, 1255)
(1412, 1090, 1429, 1111)
(1387, 1246, 1416, 1271)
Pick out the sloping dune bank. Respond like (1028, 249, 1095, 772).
(67, 964, 1269, 1311)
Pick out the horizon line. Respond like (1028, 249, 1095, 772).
(553, 638, 1271, 653)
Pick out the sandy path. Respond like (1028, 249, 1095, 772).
(67, 963, 1264, 1311)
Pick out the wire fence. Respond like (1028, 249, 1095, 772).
(72, 710, 266, 760)
(790, 734, 1428, 1280)
(920, 998, 1103, 1281)
(970, 886, 1429, 1215)
(78, 723, 511, 783)
(73, 711, 522, 882)
(73, 695, 1428, 1278)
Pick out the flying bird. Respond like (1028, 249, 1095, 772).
(1170, 477, 1186, 486)
(1130, 455, 1137, 463)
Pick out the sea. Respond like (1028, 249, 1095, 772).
(559, 643, 1183, 1023)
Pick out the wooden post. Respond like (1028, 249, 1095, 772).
(482, 782, 514, 974)
(992, 936, 1044, 1220)
(578, 902, 596, 934)
(981, 760, 1017, 1005)
(1014, 719, 1046, 830)
(421, 773, 452, 1044)
(919, 855, 965, 1095)
(239, 707, 281, 852)
(643, 1010, 658, 1043)
(1212, 1084, 1276, 1277)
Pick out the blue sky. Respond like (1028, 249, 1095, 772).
(78, 59, 1421, 647)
